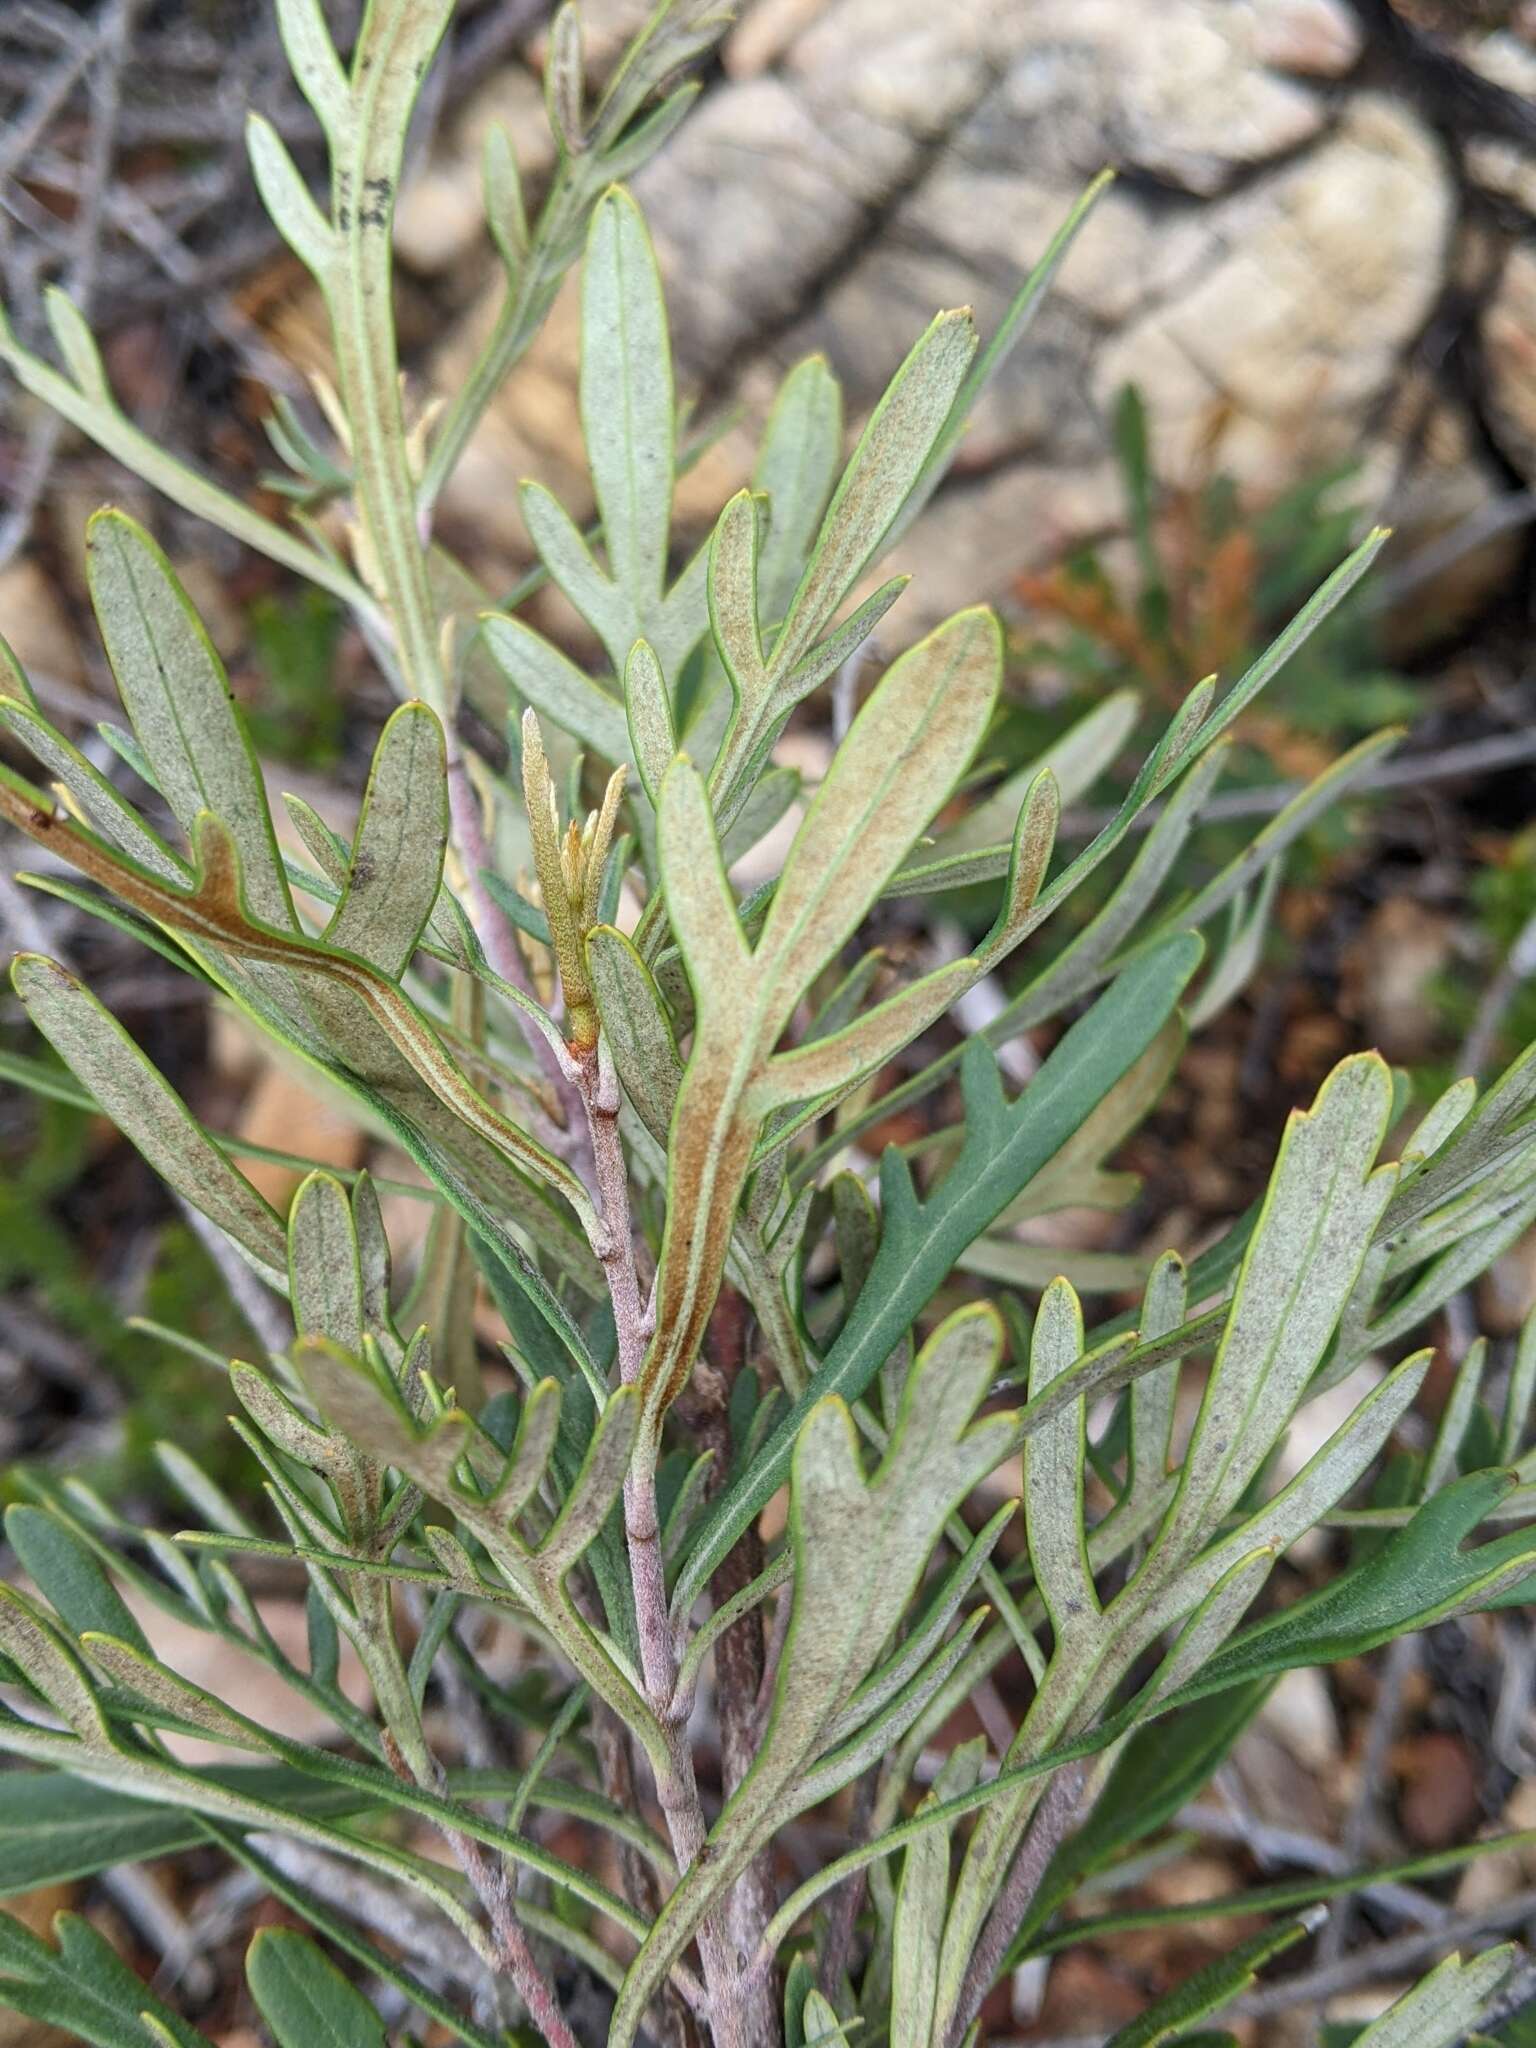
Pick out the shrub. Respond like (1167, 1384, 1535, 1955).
(0, 4, 1533, 2044)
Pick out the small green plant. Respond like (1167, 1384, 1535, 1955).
(1, 4, 1535, 2045)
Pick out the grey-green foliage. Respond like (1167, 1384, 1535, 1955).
(0, 2, 1532, 2044)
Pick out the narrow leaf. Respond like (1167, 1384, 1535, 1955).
(12, 954, 287, 1285)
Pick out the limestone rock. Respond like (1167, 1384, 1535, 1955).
(1485, 241, 1536, 478)
(422, 0, 1476, 627)
(1252, 0, 1364, 77)
(1096, 96, 1452, 494)
(1462, 33, 1536, 215)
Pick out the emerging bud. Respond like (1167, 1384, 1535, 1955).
(520, 708, 626, 1053)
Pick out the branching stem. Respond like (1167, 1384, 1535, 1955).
(574, 1032, 751, 2045)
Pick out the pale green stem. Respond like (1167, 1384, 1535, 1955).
(0, 311, 379, 619)
(416, 9, 708, 525)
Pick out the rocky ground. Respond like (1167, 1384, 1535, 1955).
(3, 3, 1536, 2044)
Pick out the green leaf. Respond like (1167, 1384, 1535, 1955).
(482, 121, 528, 276)
(508, 189, 707, 684)
(582, 185, 674, 617)
(623, 636, 676, 805)
(1166, 1469, 1536, 1707)
(324, 702, 448, 979)
(1025, 1279, 1099, 1635)
(83, 1635, 280, 1755)
(1147, 1052, 1397, 1566)
(1016, 1683, 1271, 1956)
(480, 606, 633, 766)
(587, 924, 683, 1149)
(752, 354, 843, 626)
(891, 1739, 988, 2048)
(998, 1016, 1183, 1222)
(760, 607, 1004, 1001)
(246, 111, 336, 278)
(10, 954, 287, 1287)
(935, 688, 1140, 861)
(798, 1990, 855, 2047)
(1104, 1913, 1320, 2047)
(641, 604, 1002, 1425)
(0, 1769, 363, 1898)
(85, 508, 296, 932)
(1350, 1949, 1518, 2048)
(774, 309, 978, 676)
(4, 1506, 148, 1650)
(44, 285, 111, 402)
(888, 170, 1116, 551)
(0, 685, 187, 886)
(288, 1170, 363, 1353)
(247, 1928, 385, 2048)
(675, 931, 1203, 1615)
(597, 79, 703, 186)
(0, 1909, 214, 2048)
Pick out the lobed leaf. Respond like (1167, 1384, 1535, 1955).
(324, 702, 448, 979)
(643, 605, 1003, 1418)
(676, 932, 1203, 1615)
(86, 509, 296, 932)
(610, 1306, 1015, 2046)
(0, 1911, 213, 2048)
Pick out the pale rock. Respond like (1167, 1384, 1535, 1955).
(1087, 0, 1328, 196)
(637, 74, 912, 370)
(1275, 1358, 1386, 1567)
(236, 1057, 364, 1206)
(451, 62, 552, 179)
(1455, 1832, 1527, 1911)
(1463, 34, 1536, 212)
(1259, 1665, 1340, 1773)
(395, 164, 493, 276)
(871, 458, 1124, 636)
(1464, 28, 1536, 103)
(789, 0, 1011, 143)
(1253, 0, 1364, 77)
(1467, 135, 1536, 215)
(1344, 898, 1458, 1064)
(421, 0, 1464, 630)
(397, 65, 553, 277)
(1484, 242, 1536, 480)
(1104, 97, 1449, 481)
(434, 268, 592, 564)
(726, 0, 836, 78)
(1326, 1987, 1413, 2025)
(1231, 1720, 1333, 1832)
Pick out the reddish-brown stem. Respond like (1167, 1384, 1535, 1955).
(451, 1828, 584, 2048)
(592, 1711, 700, 2048)
(948, 1760, 1088, 2046)
(683, 1292, 782, 2043)
(573, 1037, 749, 2044)
(379, 1729, 580, 2048)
